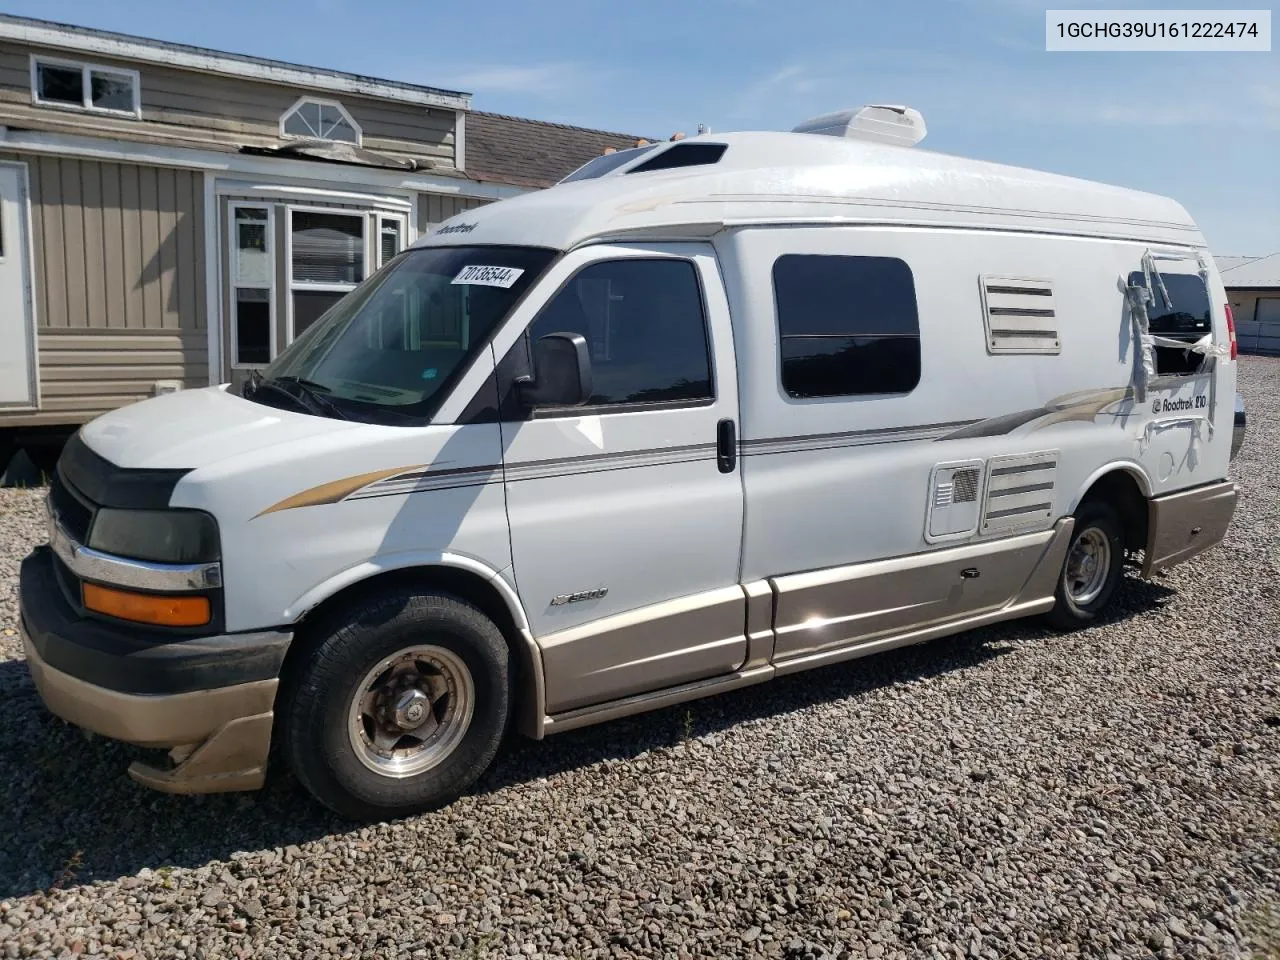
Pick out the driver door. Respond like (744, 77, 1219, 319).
(494, 244, 746, 716)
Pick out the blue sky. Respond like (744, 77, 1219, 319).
(8, 0, 1278, 253)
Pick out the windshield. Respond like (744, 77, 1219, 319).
(259, 245, 555, 423)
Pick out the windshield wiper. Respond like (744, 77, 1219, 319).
(273, 375, 335, 394)
(267, 376, 352, 421)
(244, 371, 349, 421)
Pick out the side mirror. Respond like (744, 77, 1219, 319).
(516, 332, 593, 408)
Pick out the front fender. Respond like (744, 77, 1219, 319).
(283, 550, 530, 633)
(283, 551, 549, 739)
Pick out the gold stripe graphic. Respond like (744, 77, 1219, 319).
(255, 465, 424, 518)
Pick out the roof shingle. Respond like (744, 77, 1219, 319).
(465, 112, 650, 189)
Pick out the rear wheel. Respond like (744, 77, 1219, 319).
(282, 587, 510, 820)
(1044, 499, 1125, 631)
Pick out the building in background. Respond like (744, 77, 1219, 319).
(1218, 254, 1280, 355)
(0, 14, 639, 473)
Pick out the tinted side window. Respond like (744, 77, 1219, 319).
(528, 259, 713, 407)
(1127, 271, 1212, 376)
(773, 254, 921, 398)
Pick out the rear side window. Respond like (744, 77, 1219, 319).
(773, 254, 921, 398)
(528, 258, 713, 407)
(1128, 271, 1212, 376)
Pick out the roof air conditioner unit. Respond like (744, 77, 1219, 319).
(792, 104, 926, 147)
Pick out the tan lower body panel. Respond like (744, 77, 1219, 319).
(541, 520, 1074, 734)
(538, 585, 749, 715)
(23, 632, 275, 794)
(1142, 480, 1237, 578)
(771, 521, 1071, 662)
(543, 664, 775, 735)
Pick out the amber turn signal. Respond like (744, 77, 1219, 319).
(82, 583, 211, 627)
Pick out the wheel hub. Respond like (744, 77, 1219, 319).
(392, 689, 430, 729)
(346, 645, 476, 779)
(1064, 527, 1112, 607)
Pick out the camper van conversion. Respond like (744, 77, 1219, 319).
(20, 105, 1245, 820)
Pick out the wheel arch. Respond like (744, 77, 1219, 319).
(1072, 462, 1151, 554)
(280, 554, 546, 740)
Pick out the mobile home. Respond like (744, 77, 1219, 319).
(0, 15, 640, 472)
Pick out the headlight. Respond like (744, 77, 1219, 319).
(87, 509, 220, 564)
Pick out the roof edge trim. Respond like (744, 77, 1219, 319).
(0, 15, 471, 111)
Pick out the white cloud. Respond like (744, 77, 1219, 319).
(437, 62, 591, 97)
(1000, 65, 1280, 131)
(728, 65, 830, 119)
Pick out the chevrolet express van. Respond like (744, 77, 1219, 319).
(21, 106, 1244, 819)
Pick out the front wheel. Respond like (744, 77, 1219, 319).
(1044, 499, 1125, 631)
(282, 588, 510, 820)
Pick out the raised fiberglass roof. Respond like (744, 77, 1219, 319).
(415, 130, 1203, 252)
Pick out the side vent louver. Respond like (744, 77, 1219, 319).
(952, 468, 980, 503)
(979, 276, 1060, 355)
(980, 451, 1059, 534)
(927, 460, 985, 541)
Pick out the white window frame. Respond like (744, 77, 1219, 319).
(30, 55, 141, 119)
(279, 96, 363, 146)
(376, 212, 408, 269)
(370, 212, 411, 350)
(285, 205, 370, 342)
(228, 202, 276, 370)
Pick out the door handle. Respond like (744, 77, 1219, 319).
(717, 418, 737, 473)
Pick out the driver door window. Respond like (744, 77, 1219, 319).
(525, 258, 714, 409)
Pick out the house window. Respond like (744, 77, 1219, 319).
(379, 216, 403, 268)
(31, 57, 140, 117)
(772, 254, 921, 399)
(281, 98, 361, 145)
(230, 205, 274, 366)
(289, 210, 366, 339)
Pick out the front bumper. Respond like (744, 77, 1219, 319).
(20, 547, 291, 793)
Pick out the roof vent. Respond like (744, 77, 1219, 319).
(792, 105, 926, 147)
(627, 142, 727, 174)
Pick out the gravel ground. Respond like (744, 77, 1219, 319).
(1, 357, 1277, 960)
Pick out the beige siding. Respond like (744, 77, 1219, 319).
(31, 331, 209, 424)
(416, 192, 492, 235)
(0, 42, 457, 168)
(0, 153, 208, 428)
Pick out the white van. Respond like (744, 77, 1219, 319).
(21, 106, 1245, 819)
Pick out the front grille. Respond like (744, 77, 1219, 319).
(50, 470, 94, 543)
(49, 550, 84, 613)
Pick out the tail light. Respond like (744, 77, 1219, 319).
(1225, 303, 1238, 360)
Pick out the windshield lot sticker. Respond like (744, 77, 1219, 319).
(452, 265, 524, 288)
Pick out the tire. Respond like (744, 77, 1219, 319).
(1044, 498, 1126, 631)
(282, 587, 510, 820)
